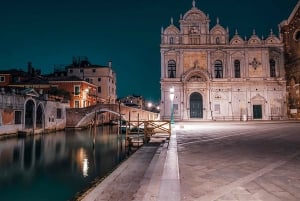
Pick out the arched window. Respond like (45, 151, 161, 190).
(214, 60, 223, 78)
(270, 59, 276, 77)
(234, 60, 241, 78)
(168, 60, 176, 78)
(294, 30, 300, 41)
(36, 104, 44, 129)
(216, 37, 220, 44)
(169, 37, 174, 44)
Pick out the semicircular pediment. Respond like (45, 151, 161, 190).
(164, 25, 180, 35)
(210, 24, 226, 35)
(248, 35, 262, 45)
(182, 68, 210, 82)
(265, 35, 280, 44)
(230, 35, 244, 45)
(183, 8, 207, 22)
(187, 74, 206, 82)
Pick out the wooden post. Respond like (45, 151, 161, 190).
(118, 101, 121, 136)
(137, 113, 140, 147)
(126, 111, 130, 148)
(94, 112, 97, 133)
(144, 121, 148, 144)
(129, 111, 131, 130)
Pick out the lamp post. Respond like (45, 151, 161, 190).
(169, 87, 175, 124)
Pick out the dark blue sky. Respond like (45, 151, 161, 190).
(0, 0, 298, 102)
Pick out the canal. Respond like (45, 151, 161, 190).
(0, 126, 128, 201)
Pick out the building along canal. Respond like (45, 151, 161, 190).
(0, 125, 128, 201)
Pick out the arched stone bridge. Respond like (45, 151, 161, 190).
(66, 104, 159, 128)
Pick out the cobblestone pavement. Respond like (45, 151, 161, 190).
(176, 122, 300, 201)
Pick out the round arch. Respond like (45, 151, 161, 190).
(36, 103, 45, 129)
(25, 99, 35, 129)
(182, 68, 210, 83)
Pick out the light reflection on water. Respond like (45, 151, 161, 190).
(0, 126, 127, 201)
(76, 148, 89, 177)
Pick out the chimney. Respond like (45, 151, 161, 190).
(108, 60, 112, 68)
(28, 62, 33, 75)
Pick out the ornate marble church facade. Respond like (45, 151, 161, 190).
(160, 1, 287, 121)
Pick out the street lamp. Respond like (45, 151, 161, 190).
(169, 87, 175, 124)
(147, 102, 152, 110)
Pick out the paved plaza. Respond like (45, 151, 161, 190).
(177, 122, 300, 201)
(82, 121, 300, 201)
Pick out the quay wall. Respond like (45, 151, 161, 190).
(0, 93, 68, 136)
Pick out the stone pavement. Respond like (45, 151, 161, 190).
(80, 121, 300, 201)
(80, 142, 162, 201)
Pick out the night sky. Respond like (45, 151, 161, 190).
(0, 0, 298, 103)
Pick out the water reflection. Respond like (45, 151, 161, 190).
(76, 148, 89, 177)
(0, 126, 127, 201)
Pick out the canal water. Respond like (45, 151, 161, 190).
(0, 126, 128, 201)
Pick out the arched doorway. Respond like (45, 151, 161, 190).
(36, 104, 44, 129)
(25, 100, 35, 129)
(190, 92, 203, 118)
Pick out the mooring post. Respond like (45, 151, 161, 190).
(118, 101, 121, 136)
(137, 113, 140, 147)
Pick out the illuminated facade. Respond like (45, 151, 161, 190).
(67, 57, 117, 104)
(160, 1, 287, 121)
(280, 1, 300, 119)
(48, 76, 97, 108)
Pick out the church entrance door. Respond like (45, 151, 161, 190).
(190, 92, 203, 118)
(253, 105, 262, 119)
